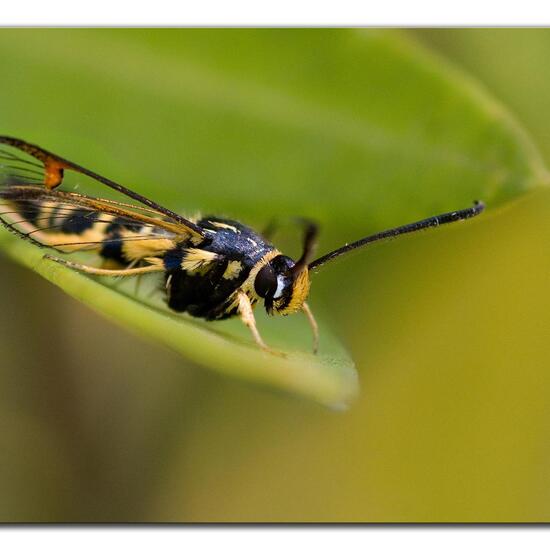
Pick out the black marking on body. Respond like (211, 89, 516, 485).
(100, 216, 139, 263)
(21, 199, 42, 226)
(1, 184, 276, 321)
(60, 208, 98, 234)
(165, 216, 274, 320)
(0, 190, 169, 265)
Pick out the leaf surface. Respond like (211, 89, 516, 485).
(0, 29, 546, 406)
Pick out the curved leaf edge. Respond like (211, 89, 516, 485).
(1, 236, 359, 409)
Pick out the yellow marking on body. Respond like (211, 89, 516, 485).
(0, 204, 35, 235)
(144, 257, 164, 267)
(28, 211, 113, 252)
(211, 221, 239, 233)
(185, 213, 205, 245)
(1, 203, 111, 252)
(181, 248, 218, 273)
(43, 225, 108, 252)
(190, 234, 204, 246)
(36, 200, 61, 229)
(221, 249, 281, 315)
(275, 268, 311, 315)
(1, 200, 177, 259)
(223, 260, 243, 280)
(240, 249, 280, 299)
(120, 226, 175, 261)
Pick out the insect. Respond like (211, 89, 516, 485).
(0, 137, 484, 354)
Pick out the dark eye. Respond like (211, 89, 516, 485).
(254, 264, 277, 298)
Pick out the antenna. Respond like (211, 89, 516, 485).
(291, 218, 319, 277)
(308, 201, 485, 272)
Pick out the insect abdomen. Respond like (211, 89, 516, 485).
(164, 246, 246, 319)
(0, 197, 108, 252)
(0, 195, 175, 265)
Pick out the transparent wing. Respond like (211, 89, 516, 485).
(0, 136, 205, 240)
(0, 181, 183, 255)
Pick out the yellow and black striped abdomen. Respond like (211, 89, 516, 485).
(0, 196, 176, 265)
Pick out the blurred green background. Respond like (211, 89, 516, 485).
(1, 29, 550, 522)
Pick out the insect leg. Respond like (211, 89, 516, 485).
(44, 254, 165, 276)
(237, 290, 283, 356)
(302, 302, 319, 354)
(237, 290, 268, 350)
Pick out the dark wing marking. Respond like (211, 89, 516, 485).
(0, 183, 191, 235)
(0, 136, 205, 239)
(0, 183, 181, 254)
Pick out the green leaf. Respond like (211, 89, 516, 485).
(0, 29, 546, 407)
(0, 239, 357, 408)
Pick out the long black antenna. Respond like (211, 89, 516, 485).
(308, 201, 485, 272)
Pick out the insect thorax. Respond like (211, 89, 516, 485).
(164, 216, 276, 320)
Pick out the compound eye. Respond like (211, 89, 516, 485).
(254, 264, 277, 298)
